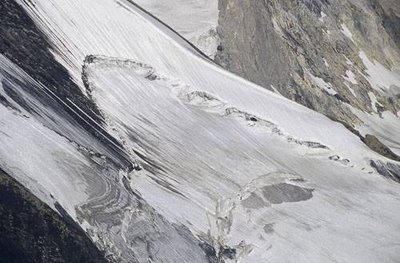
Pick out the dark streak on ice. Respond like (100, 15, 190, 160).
(0, 0, 133, 171)
(2, 75, 40, 115)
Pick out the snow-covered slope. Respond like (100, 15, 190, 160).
(1, 0, 400, 262)
(0, 53, 211, 262)
(133, 0, 219, 58)
(85, 55, 400, 262)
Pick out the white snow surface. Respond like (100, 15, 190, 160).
(351, 105, 400, 156)
(367, 92, 381, 113)
(1, 0, 399, 262)
(359, 50, 400, 94)
(341, 23, 354, 42)
(344, 69, 358, 84)
(0, 55, 92, 219)
(319, 11, 327, 22)
(310, 73, 338, 95)
(133, 0, 219, 58)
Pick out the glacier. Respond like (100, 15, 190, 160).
(1, 0, 400, 262)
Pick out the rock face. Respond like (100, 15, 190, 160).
(0, 168, 107, 263)
(216, 0, 400, 125)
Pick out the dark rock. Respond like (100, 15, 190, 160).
(220, 246, 236, 260)
(0, 168, 107, 263)
(370, 160, 400, 183)
(199, 242, 218, 263)
(328, 117, 400, 162)
(362, 134, 400, 162)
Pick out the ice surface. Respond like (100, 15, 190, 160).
(84, 54, 400, 263)
(0, 55, 92, 218)
(3, 0, 400, 262)
(0, 55, 211, 262)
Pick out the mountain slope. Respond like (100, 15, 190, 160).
(133, 0, 219, 58)
(0, 0, 400, 262)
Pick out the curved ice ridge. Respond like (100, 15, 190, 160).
(222, 107, 329, 150)
(83, 55, 331, 153)
(83, 55, 155, 93)
(81, 55, 330, 260)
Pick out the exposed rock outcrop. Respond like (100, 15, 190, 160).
(216, 0, 400, 125)
(0, 168, 107, 263)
